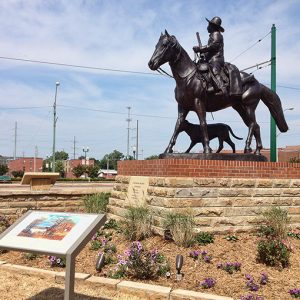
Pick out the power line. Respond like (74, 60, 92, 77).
(0, 55, 160, 76)
(0, 105, 51, 110)
(230, 31, 271, 63)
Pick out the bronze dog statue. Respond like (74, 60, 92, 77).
(179, 120, 243, 153)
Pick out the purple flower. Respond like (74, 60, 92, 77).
(151, 249, 158, 260)
(203, 255, 211, 263)
(189, 250, 199, 260)
(200, 277, 216, 289)
(289, 288, 300, 297)
(201, 250, 207, 256)
(240, 294, 264, 300)
(260, 273, 268, 285)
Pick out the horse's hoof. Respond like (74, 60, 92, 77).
(203, 147, 212, 154)
(244, 148, 252, 154)
(254, 149, 261, 155)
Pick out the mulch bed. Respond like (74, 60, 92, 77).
(1, 229, 300, 300)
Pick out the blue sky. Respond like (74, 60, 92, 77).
(0, 0, 299, 160)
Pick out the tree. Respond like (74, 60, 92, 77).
(72, 164, 86, 178)
(145, 155, 159, 160)
(0, 164, 8, 175)
(55, 161, 65, 178)
(11, 170, 24, 178)
(55, 151, 69, 161)
(99, 150, 125, 170)
(86, 165, 100, 179)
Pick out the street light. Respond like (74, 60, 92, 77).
(52, 81, 60, 172)
(83, 146, 89, 178)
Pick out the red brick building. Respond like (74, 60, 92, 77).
(64, 158, 95, 178)
(8, 157, 43, 174)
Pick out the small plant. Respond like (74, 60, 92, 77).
(23, 252, 39, 260)
(121, 206, 152, 241)
(200, 277, 216, 289)
(189, 250, 211, 263)
(217, 262, 241, 274)
(259, 206, 290, 240)
(224, 234, 239, 242)
(109, 242, 170, 280)
(189, 250, 199, 260)
(104, 243, 117, 254)
(83, 192, 110, 213)
(103, 218, 119, 230)
(240, 294, 264, 300)
(164, 211, 195, 247)
(257, 238, 290, 268)
(289, 288, 300, 298)
(195, 231, 214, 245)
(48, 256, 66, 268)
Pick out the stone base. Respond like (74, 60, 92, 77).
(159, 153, 268, 162)
(108, 175, 300, 234)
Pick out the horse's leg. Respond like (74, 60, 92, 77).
(194, 98, 212, 154)
(165, 105, 188, 153)
(232, 104, 253, 153)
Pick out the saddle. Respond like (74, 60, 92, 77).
(196, 62, 254, 97)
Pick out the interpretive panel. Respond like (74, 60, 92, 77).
(0, 211, 101, 255)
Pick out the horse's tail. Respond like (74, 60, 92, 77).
(227, 125, 243, 140)
(260, 84, 289, 132)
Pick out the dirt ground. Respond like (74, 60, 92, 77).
(0, 268, 141, 300)
(1, 231, 300, 300)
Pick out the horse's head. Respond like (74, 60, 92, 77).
(148, 30, 179, 70)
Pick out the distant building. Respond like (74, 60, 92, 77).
(64, 158, 95, 178)
(222, 145, 300, 162)
(8, 157, 43, 174)
(98, 169, 117, 179)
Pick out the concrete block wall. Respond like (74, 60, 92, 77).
(108, 176, 300, 233)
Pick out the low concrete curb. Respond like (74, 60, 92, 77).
(0, 262, 234, 300)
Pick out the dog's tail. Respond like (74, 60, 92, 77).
(227, 125, 243, 140)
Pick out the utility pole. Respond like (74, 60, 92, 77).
(13, 121, 17, 160)
(52, 81, 60, 172)
(73, 136, 76, 159)
(136, 120, 139, 160)
(270, 24, 277, 162)
(126, 106, 132, 159)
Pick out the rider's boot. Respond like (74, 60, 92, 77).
(215, 75, 228, 98)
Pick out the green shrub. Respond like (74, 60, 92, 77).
(83, 192, 110, 213)
(23, 252, 39, 260)
(259, 206, 290, 240)
(164, 211, 195, 247)
(195, 232, 214, 245)
(121, 207, 152, 241)
(257, 238, 290, 268)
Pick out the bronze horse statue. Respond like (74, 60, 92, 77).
(148, 30, 288, 155)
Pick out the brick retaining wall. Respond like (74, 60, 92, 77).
(118, 159, 300, 179)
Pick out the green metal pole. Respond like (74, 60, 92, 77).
(52, 82, 60, 172)
(270, 24, 277, 162)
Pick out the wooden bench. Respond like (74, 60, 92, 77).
(21, 172, 60, 191)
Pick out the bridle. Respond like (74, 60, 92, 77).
(155, 37, 181, 79)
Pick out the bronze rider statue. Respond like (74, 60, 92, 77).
(193, 16, 227, 97)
